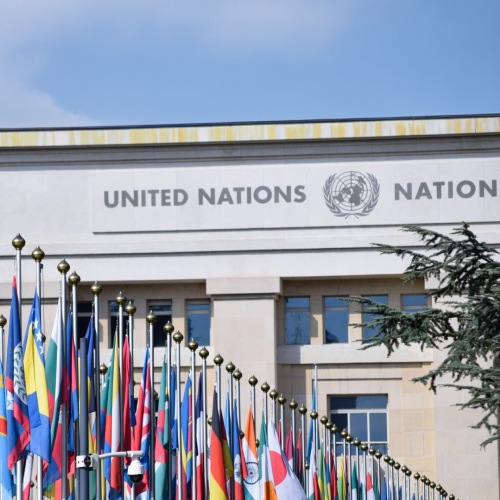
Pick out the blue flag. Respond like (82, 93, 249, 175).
(381, 477, 387, 500)
(0, 358, 13, 499)
(306, 384, 316, 462)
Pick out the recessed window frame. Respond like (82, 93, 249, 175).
(285, 296, 311, 345)
(323, 296, 349, 344)
(362, 295, 388, 340)
(77, 301, 93, 341)
(147, 300, 173, 348)
(401, 294, 428, 312)
(186, 299, 211, 346)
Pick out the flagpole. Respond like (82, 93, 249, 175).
(188, 339, 198, 500)
(310, 410, 318, 483)
(233, 369, 242, 440)
(147, 311, 157, 500)
(260, 381, 268, 429)
(164, 322, 174, 500)
(354, 437, 360, 494)
(401, 466, 407, 500)
(58, 259, 70, 500)
(299, 405, 307, 489)
(278, 395, 286, 450)
(314, 364, 318, 464)
(173, 331, 184, 500)
(214, 355, 223, 422)
(384, 456, 390, 499)
(346, 434, 352, 498)
(12, 233, 25, 500)
(126, 302, 136, 500)
(430, 481, 436, 500)
(362, 444, 368, 500)
(0, 314, 5, 370)
(325, 421, 331, 472)
(198, 346, 208, 500)
(375, 450, 382, 498)
(116, 292, 127, 496)
(33, 247, 45, 500)
(320, 416, 327, 455)
(225, 362, 235, 500)
(332, 423, 338, 469)
(270, 389, 278, 427)
(415, 472, 420, 500)
(390, 459, 395, 500)
(79, 337, 89, 500)
(340, 429, 347, 470)
(289, 399, 297, 475)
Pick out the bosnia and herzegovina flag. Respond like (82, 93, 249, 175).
(23, 289, 50, 462)
(209, 389, 228, 500)
(6, 277, 30, 469)
(180, 371, 193, 499)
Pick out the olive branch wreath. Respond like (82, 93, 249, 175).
(323, 173, 380, 218)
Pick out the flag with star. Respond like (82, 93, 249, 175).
(22, 289, 50, 462)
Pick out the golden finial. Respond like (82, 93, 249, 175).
(289, 399, 298, 410)
(188, 338, 198, 351)
(12, 234, 26, 250)
(100, 363, 108, 375)
(278, 394, 287, 406)
(299, 404, 307, 415)
(261, 382, 269, 393)
(226, 361, 235, 373)
(146, 310, 157, 325)
(125, 301, 136, 316)
(320, 416, 328, 425)
(91, 282, 102, 296)
(310, 410, 318, 420)
(173, 331, 184, 343)
(163, 321, 174, 335)
(361, 443, 368, 452)
(214, 354, 224, 366)
(31, 245, 45, 262)
(115, 292, 127, 306)
(57, 259, 70, 274)
(0, 314, 6, 328)
(199, 347, 209, 359)
(68, 271, 80, 286)
(354, 437, 361, 447)
(269, 389, 278, 401)
(233, 369, 242, 381)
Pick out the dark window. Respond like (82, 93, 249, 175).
(77, 302, 93, 341)
(402, 294, 427, 312)
(363, 295, 388, 340)
(148, 301, 172, 347)
(285, 297, 310, 345)
(186, 300, 211, 346)
(324, 296, 349, 344)
(109, 302, 121, 348)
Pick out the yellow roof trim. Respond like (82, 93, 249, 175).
(1, 116, 499, 148)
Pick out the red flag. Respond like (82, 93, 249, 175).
(209, 390, 228, 500)
(297, 429, 302, 483)
(284, 426, 293, 470)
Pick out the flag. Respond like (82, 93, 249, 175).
(66, 308, 78, 456)
(306, 386, 316, 463)
(170, 365, 178, 495)
(351, 461, 358, 500)
(23, 290, 50, 462)
(374, 473, 379, 500)
(155, 355, 169, 500)
(0, 355, 13, 499)
(380, 478, 387, 500)
(221, 403, 233, 482)
(43, 299, 64, 488)
(232, 400, 246, 500)
(6, 278, 30, 468)
(130, 346, 151, 495)
(366, 473, 375, 500)
(122, 336, 133, 460)
(102, 334, 121, 498)
(325, 445, 332, 500)
(195, 371, 205, 500)
(284, 426, 293, 471)
(180, 372, 193, 498)
(297, 429, 303, 485)
(330, 456, 338, 500)
(337, 457, 345, 500)
(258, 414, 278, 500)
(318, 443, 327, 500)
(22, 454, 34, 500)
(267, 418, 306, 500)
(223, 394, 231, 462)
(307, 439, 320, 500)
(241, 408, 259, 500)
(209, 389, 228, 500)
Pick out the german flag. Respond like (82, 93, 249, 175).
(210, 390, 228, 500)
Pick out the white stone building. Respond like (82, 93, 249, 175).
(1, 114, 499, 499)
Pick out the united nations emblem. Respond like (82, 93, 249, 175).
(323, 171, 380, 218)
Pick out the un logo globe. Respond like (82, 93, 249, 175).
(323, 171, 380, 218)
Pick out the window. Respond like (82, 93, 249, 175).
(363, 295, 388, 340)
(402, 294, 427, 312)
(330, 395, 388, 455)
(148, 301, 172, 347)
(324, 296, 349, 344)
(77, 302, 93, 340)
(285, 297, 310, 345)
(109, 301, 119, 347)
(186, 300, 211, 345)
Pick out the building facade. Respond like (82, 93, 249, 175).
(1, 115, 499, 499)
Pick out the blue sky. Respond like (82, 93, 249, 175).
(0, 0, 498, 128)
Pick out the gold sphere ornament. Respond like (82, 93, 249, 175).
(361, 443, 368, 452)
(442, 493, 448, 499)
(430, 482, 436, 489)
(354, 438, 361, 447)
(270, 389, 278, 400)
(326, 421, 333, 430)
(340, 429, 348, 439)
(248, 375, 258, 387)
(115, 292, 127, 306)
(233, 369, 242, 381)
(199, 347, 209, 359)
(346, 434, 353, 443)
(436, 485, 442, 493)
(331, 423, 339, 434)
(406, 469, 412, 477)
(173, 331, 184, 344)
(91, 281, 102, 296)
(214, 354, 224, 366)
(208, 417, 212, 426)
(320, 416, 328, 425)
(68, 271, 80, 286)
(255, 439, 260, 447)
(369, 447, 376, 456)
(31, 245, 45, 262)
(375, 451, 382, 459)
(30, 481, 34, 488)
(299, 404, 307, 415)
(278, 395, 287, 406)
(305, 462, 309, 470)
(310, 410, 318, 420)
(384, 455, 390, 463)
(240, 430, 245, 439)
(163, 321, 175, 335)
(401, 466, 407, 473)
(226, 361, 235, 373)
(414, 472, 420, 480)
(188, 338, 198, 351)
(125, 301, 136, 316)
(421, 475, 427, 483)
(57, 259, 70, 275)
(154, 390, 159, 401)
(12, 234, 26, 250)
(395, 462, 401, 470)
(289, 399, 298, 410)
(0, 314, 6, 328)
(99, 363, 108, 375)
(389, 459, 395, 466)
(449, 495, 455, 500)
(261, 382, 270, 393)
(146, 310, 157, 325)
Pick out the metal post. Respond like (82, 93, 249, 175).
(395, 463, 401, 500)
(214, 355, 223, 424)
(310, 410, 318, 491)
(347, 435, 352, 498)
(0, 315, 5, 369)
(290, 400, 297, 475)
(198, 346, 209, 500)
(415, 473, 420, 500)
(270, 390, 278, 426)
(362, 445, 368, 500)
(332, 425, 338, 469)
(249, 376, 257, 433)
(234, 370, 242, 441)
(173, 332, 184, 500)
(164, 322, 175, 500)
(32, 246, 45, 500)
(314, 364, 319, 464)
(369, 447, 375, 477)
(188, 339, 198, 500)
(278, 395, 286, 450)
(226, 362, 235, 500)
(354, 439, 360, 496)
(375, 452, 381, 499)
(261, 382, 269, 428)
(13, 234, 25, 500)
(383, 457, 389, 500)
(147, 311, 157, 500)
(79, 338, 89, 500)
(299, 406, 307, 489)
(58, 259, 70, 500)
(116, 292, 127, 496)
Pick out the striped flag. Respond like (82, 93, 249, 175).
(170, 365, 178, 495)
(232, 400, 246, 500)
(366, 473, 376, 500)
(195, 371, 205, 500)
(43, 299, 64, 488)
(23, 290, 50, 462)
(258, 413, 278, 500)
(241, 408, 258, 500)
(180, 372, 193, 498)
(306, 387, 317, 463)
(22, 453, 34, 500)
(209, 389, 228, 500)
(351, 461, 358, 500)
(6, 278, 30, 468)
(66, 308, 78, 456)
(337, 457, 345, 500)
(102, 333, 121, 497)
(0, 355, 13, 499)
(307, 437, 320, 500)
(331, 454, 338, 500)
(155, 355, 169, 499)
